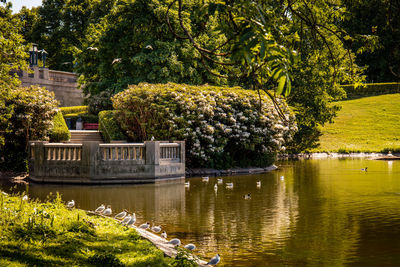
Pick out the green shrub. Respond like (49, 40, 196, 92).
(0, 86, 59, 171)
(112, 83, 297, 168)
(60, 106, 88, 115)
(87, 90, 113, 115)
(49, 112, 70, 142)
(81, 114, 98, 123)
(342, 83, 400, 99)
(98, 111, 126, 143)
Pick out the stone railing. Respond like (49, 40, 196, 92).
(29, 141, 185, 184)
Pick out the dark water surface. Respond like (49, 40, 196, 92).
(2, 158, 400, 266)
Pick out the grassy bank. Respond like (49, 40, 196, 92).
(0, 192, 194, 266)
(316, 94, 400, 153)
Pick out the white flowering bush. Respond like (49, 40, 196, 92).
(0, 86, 59, 171)
(112, 83, 297, 168)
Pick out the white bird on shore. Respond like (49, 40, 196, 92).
(226, 182, 233, 189)
(202, 176, 209, 182)
(95, 204, 105, 214)
(206, 254, 220, 265)
(66, 200, 75, 208)
(184, 243, 196, 251)
(139, 222, 150, 230)
(151, 225, 162, 233)
(114, 209, 127, 220)
(168, 238, 181, 246)
(103, 205, 112, 216)
(126, 213, 136, 227)
(217, 178, 223, 184)
(121, 214, 132, 225)
(161, 231, 167, 239)
(184, 181, 190, 187)
(22, 195, 28, 201)
(214, 184, 218, 192)
(256, 181, 261, 188)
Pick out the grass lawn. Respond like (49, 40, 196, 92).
(0, 192, 195, 267)
(315, 93, 400, 153)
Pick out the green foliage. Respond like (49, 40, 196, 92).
(67, 221, 96, 236)
(60, 106, 88, 115)
(87, 90, 113, 115)
(49, 112, 70, 142)
(112, 83, 296, 168)
(342, 83, 400, 99)
(98, 110, 126, 143)
(316, 94, 400, 153)
(171, 249, 197, 267)
(342, 0, 400, 82)
(88, 252, 124, 267)
(0, 4, 28, 147)
(0, 193, 175, 266)
(0, 86, 59, 171)
(74, 0, 225, 98)
(17, 0, 115, 72)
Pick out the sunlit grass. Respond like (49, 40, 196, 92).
(315, 94, 400, 153)
(0, 192, 195, 266)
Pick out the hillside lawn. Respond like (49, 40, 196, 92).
(315, 93, 400, 153)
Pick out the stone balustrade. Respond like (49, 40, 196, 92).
(29, 141, 185, 184)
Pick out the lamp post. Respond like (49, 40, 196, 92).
(29, 43, 38, 66)
(40, 49, 48, 68)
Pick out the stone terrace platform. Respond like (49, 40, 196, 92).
(28, 141, 185, 184)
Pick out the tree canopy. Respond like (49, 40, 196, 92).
(0, 3, 28, 146)
(15, 0, 388, 151)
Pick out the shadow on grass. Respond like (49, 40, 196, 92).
(0, 244, 67, 266)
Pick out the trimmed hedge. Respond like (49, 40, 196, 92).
(60, 106, 88, 115)
(49, 111, 70, 142)
(343, 83, 400, 98)
(112, 83, 297, 168)
(98, 110, 127, 143)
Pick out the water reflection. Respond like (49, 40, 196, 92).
(1, 158, 400, 266)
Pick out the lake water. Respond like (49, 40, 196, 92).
(1, 158, 400, 266)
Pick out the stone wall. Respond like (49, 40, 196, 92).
(18, 66, 84, 107)
(29, 141, 185, 184)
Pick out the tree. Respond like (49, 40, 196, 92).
(0, 3, 28, 147)
(167, 0, 364, 151)
(18, 0, 116, 72)
(342, 0, 400, 82)
(74, 0, 227, 97)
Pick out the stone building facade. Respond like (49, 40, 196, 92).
(18, 66, 84, 107)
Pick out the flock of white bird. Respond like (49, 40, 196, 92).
(65, 198, 219, 265)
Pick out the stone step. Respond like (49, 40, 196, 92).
(69, 130, 103, 143)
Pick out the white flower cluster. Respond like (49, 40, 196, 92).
(114, 83, 297, 165)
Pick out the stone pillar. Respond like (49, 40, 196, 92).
(33, 141, 48, 179)
(176, 141, 185, 163)
(42, 68, 49, 80)
(145, 141, 160, 165)
(81, 141, 100, 179)
(33, 66, 39, 80)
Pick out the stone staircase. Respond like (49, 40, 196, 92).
(69, 130, 103, 143)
